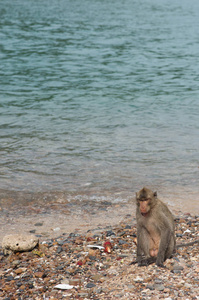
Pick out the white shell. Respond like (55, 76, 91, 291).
(54, 284, 74, 290)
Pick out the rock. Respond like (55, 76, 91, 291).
(53, 227, 61, 232)
(134, 276, 144, 282)
(86, 282, 96, 288)
(34, 222, 43, 226)
(91, 274, 102, 282)
(69, 278, 82, 286)
(154, 283, 164, 291)
(174, 264, 184, 270)
(2, 234, 39, 254)
(14, 268, 27, 275)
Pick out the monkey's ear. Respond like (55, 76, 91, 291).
(153, 191, 157, 198)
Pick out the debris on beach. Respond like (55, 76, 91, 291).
(0, 212, 198, 299)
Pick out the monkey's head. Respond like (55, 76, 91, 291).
(136, 187, 157, 216)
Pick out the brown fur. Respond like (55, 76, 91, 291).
(135, 187, 176, 267)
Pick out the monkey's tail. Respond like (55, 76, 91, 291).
(176, 239, 199, 248)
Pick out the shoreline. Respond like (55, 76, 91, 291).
(0, 201, 135, 247)
(0, 194, 198, 247)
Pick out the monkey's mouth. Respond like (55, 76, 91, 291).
(141, 212, 149, 217)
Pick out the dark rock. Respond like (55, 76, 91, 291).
(28, 282, 34, 289)
(125, 225, 131, 229)
(118, 240, 127, 245)
(176, 233, 183, 237)
(106, 230, 115, 237)
(86, 282, 96, 288)
(56, 266, 64, 270)
(89, 255, 97, 261)
(5, 275, 14, 281)
(56, 246, 63, 253)
(69, 233, 80, 238)
(34, 222, 43, 226)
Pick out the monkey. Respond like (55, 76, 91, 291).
(134, 187, 176, 268)
(131, 187, 199, 267)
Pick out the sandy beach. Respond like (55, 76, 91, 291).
(0, 196, 199, 299)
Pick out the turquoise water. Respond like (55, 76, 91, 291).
(0, 0, 199, 209)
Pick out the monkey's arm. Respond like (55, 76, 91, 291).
(136, 226, 148, 266)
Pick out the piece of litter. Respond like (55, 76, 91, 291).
(54, 284, 74, 290)
(87, 245, 104, 250)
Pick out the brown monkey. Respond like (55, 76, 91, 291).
(135, 187, 176, 267)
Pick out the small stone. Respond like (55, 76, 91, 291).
(15, 268, 27, 275)
(34, 272, 45, 278)
(146, 285, 155, 290)
(154, 279, 162, 284)
(56, 246, 63, 253)
(11, 260, 21, 267)
(53, 227, 61, 232)
(125, 225, 131, 229)
(2, 234, 39, 254)
(106, 230, 115, 236)
(78, 292, 89, 298)
(69, 278, 82, 286)
(95, 287, 103, 294)
(34, 222, 43, 226)
(154, 283, 164, 291)
(134, 276, 143, 282)
(5, 275, 14, 281)
(91, 274, 102, 282)
(127, 285, 135, 290)
(86, 282, 96, 288)
(118, 240, 127, 245)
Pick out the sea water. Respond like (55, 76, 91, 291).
(0, 0, 199, 212)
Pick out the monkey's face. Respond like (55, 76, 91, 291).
(137, 198, 151, 215)
(136, 187, 157, 216)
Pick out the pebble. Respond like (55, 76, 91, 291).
(0, 212, 198, 299)
(34, 222, 43, 227)
(154, 283, 165, 291)
(86, 282, 96, 288)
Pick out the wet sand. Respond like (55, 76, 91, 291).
(0, 200, 135, 246)
(0, 189, 199, 247)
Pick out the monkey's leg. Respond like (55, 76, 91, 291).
(156, 229, 172, 267)
(165, 233, 176, 260)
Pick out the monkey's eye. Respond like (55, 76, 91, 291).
(139, 199, 146, 202)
